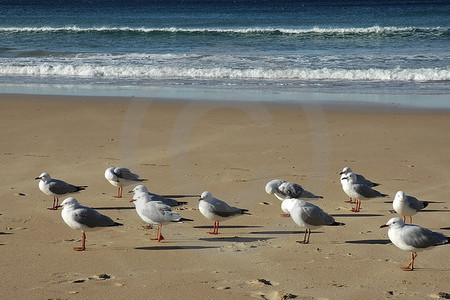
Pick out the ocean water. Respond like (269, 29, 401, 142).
(0, 0, 449, 107)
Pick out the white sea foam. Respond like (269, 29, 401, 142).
(1, 62, 448, 82)
(0, 25, 446, 35)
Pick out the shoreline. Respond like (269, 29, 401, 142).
(2, 92, 450, 114)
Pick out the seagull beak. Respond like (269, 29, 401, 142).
(129, 199, 136, 203)
(339, 171, 344, 175)
(35, 177, 41, 180)
(55, 205, 62, 209)
(198, 197, 203, 201)
(380, 224, 389, 228)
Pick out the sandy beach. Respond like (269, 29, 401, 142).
(0, 94, 449, 299)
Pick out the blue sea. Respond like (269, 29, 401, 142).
(0, 0, 449, 107)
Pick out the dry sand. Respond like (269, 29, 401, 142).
(0, 94, 449, 299)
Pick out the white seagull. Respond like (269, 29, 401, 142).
(380, 218, 448, 271)
(393, 191, 429, 224)
(131, 185, 188, 207)
(282, 198, 345, 244)
(35, 172, 87, 210)
(265, 179, 323, 217)
(340, 172, 388, 212)
(105, 166, 146, 198)
(198, 191, 249, 235)
(130, 194, 192, 242)
(60, 197, 122, 251)
(339, 167, 379, 188)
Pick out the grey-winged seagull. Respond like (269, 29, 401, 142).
(60, 197, 122, 251)
(393, 191, 428, 224)
(105, 166, 146, 198)
(282, 198, 345, 244)
(265, 179, 323, 217)
(380, 217, 448, 271)
(35, 172, 87, 210)
(130, 193, 193, 242)
(340, 172, 388, 212)
(198, 191, 249, 235)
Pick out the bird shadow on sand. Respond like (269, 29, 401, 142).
(135, 245, 219, 251)
(383, 200, 445, 204)
(199, 236, 272, 243)
(331, 213, 384, 217)
(421, 209, 450, 213)
(250, 230, 305, 235)
(345, 239, 391, 245)
(194, 225, 262, 229)
(162, 194, 199, 199)
(92, 206, 135, 211)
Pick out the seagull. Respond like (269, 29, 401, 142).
(130, 194, 193, 242)
(131, 185, 188, 207)
(265, 179, 323, 217)
(105, 167, 146, 198)
(35, 172, 87, 210)
(339, 167, 380, 188)
(380, 218, 448, 271)
(198, 191, 249, 235)
(282, 198, 345, 244)
(60, 197, 122, 251)
(340, 172, 388, 212)
(393, 191, 429, 224)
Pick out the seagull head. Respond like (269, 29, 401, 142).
(339, 173, 348, 182)
(394, 191, 406, 202)
(380, 217, 405, 229)
(132, 184, 148, 194)
(265, 179, 284, 194)
(339, 166, 352, 175)
(129, 192, 147, 204)
(35, 172, 51, 181)
(60, 197, 80, 209)
(199, 191, 213, 202)
(346, 172, 357, 182)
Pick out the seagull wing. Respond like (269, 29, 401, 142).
(210, 198, 243, 218)
(114, 167, 141, 181)
(354, 182, 385, 198)
(278, 182, 305, 198)
(300, 202, 335, 226)
(405, 195, 426, 211)
(402, 225, 449, 249)
(73, 206, 116, 228)
(48, 179, 83, 195)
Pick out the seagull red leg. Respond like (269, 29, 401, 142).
(209, 221, 219, 234)
(351, 200, 360, 212)
(113, 186, 121, 198)
(48, 196, 58, 210)
(402, 252, 417, 271)
(215, 221, 220, 234)
(74, 232, 86, 251)
(151, 224, 165, 242)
